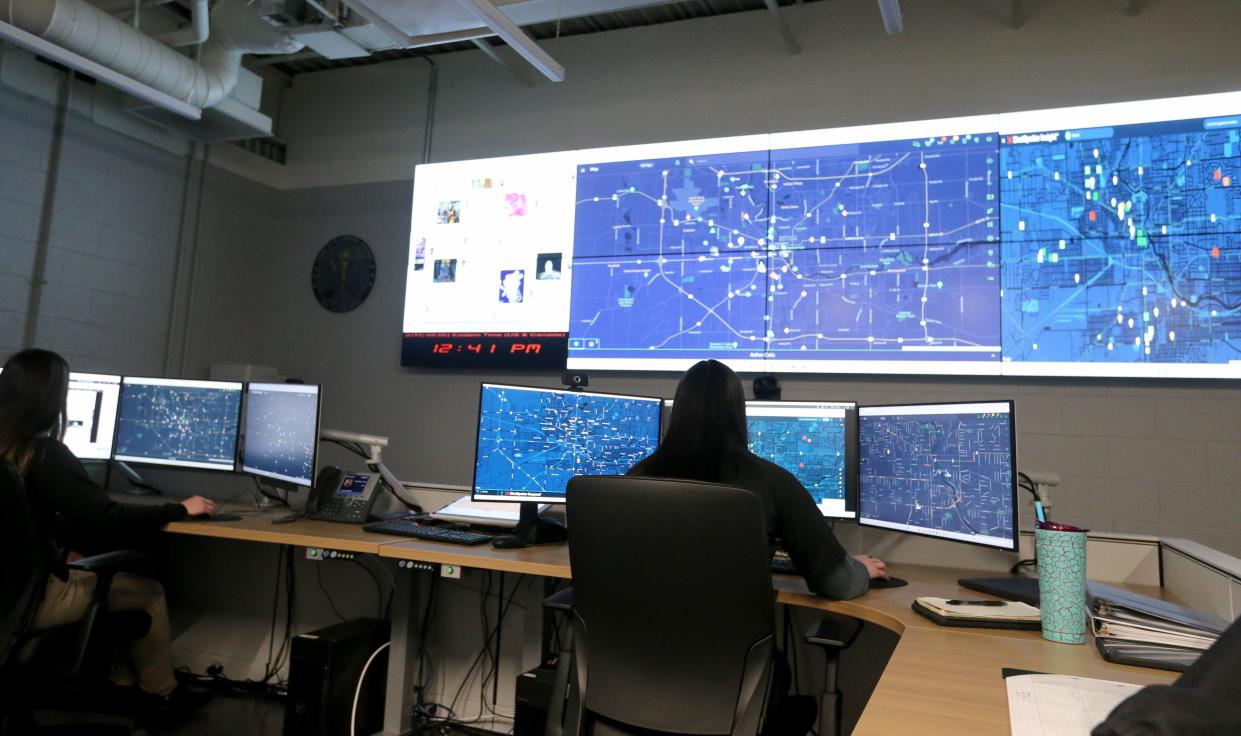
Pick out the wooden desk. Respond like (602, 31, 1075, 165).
(158, 516, 1180, 735)
(378, 538, 573, 579)
(165, 512, 411, 555)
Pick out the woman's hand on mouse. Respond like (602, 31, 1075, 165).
(181, 496, 218, 517)
(854, 554, 887, 579)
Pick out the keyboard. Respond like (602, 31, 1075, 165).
(363, 518, 494, 546)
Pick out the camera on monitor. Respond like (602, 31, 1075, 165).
(561, 371, 589, 389)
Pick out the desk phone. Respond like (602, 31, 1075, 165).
(311, 471, 380, 524)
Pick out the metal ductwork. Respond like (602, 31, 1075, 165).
(4, 0, 302, 109)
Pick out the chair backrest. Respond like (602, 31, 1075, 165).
(565, 475, 776, 736)
(0, 460, 46, 669)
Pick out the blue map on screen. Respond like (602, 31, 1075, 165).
(115, 383, 241, 468)
(1000, 117, 1241, 365)
(748, 415, 846, 504)
(568, 134, 1003, 365)
(473, 386, 662, 500)
(859, 408, 1014, 545)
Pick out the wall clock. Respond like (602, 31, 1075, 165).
(312, 235, 376, 313)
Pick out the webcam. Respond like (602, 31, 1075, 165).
(753, 374, 781, 401)
(561, 371, 590, 389)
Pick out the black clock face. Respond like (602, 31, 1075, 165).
(312, 236, 376, 313)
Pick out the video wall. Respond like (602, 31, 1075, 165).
(402, 92, 1241, 378)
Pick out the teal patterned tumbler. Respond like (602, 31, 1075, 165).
(1035, 521, 1089, 644)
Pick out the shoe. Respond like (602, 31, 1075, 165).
(135, 685, 212, 727)
(161, 685, 213, 718)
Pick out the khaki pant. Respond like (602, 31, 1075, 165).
(30, 570, 177, 696)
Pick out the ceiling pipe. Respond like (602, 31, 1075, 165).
(159, 0, 209, 47)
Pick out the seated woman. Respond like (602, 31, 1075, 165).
(0, 349, 217, 718)
(629, 359, 887, 599)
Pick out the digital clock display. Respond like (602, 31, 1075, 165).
(401, 333, 568, 368)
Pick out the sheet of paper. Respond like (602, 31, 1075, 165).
(1007, 674, 1142, 736)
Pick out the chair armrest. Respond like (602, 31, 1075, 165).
(543, 587, 575, 611)
(805, 613, 861, 650)
(66, 549, 145, 573)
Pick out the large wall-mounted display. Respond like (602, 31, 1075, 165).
(402, 92, 1241, 378)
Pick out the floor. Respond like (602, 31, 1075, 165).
(145, 695, 503, 735)
(147, 696, 282, 736)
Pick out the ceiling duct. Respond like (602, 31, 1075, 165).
(3, 0, 304, 139)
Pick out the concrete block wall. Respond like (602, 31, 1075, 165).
(0, 61, 188, 377)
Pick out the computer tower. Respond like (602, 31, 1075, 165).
(284, 618, 389, 736)
(513, 664, 557, 735)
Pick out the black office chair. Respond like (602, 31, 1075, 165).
(0, 460, 151, 735)
(547, 475, 859, 736)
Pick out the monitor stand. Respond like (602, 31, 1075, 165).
(491, 501, 567, 549)
(111, 460, 162, 496)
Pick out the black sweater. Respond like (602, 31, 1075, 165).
(629, 451, 868, 599)
(25, 439, 187, 575)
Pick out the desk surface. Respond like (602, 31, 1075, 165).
(159, 511, 1180, 736)
(164, 510, 412, 554)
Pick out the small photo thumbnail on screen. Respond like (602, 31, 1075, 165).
(437, 201, 461, 224)
(536, 252, 562, 280)
(506, 192, 528, 217)
(434, 258, 458, 283)
(499, 269, 525, 303)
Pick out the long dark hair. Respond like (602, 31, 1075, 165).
(0, 349, 70, 471)
(634, 359, 748, 482)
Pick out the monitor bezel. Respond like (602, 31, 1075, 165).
(65, 372, 122, 461)
(240, 382, 323, 488)
(855, 399, 1018, 551)
(471, 381, 664, 505)
(112, 376, 244, 472)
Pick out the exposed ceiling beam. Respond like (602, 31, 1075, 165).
(470, 38, 535, 87)
(455, 0, 565, 82)
(763, 0, 801, 55)
(877, 0, 902, 34)
(344, 0, 496, 48)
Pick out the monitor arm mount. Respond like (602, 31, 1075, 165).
(111, 460, 163, 496)
(320, 429, 421, 511)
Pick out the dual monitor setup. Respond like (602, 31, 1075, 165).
(471, 382, 1018, 552)
(51, 372, 322, 490)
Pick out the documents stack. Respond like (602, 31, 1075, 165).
(1087, 582, 1228, 672)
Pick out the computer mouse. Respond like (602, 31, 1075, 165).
(870, 576, 908, 589)
(491, 535, 529, 549)
(189, 513, 242, 522)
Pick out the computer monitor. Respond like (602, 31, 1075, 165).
(113, 377, 243, 471)
(857, 401, 1017, 550)
(662, 398, 858, 519)
(473, 383, 663, 504)
(746, 400, 857, 520)
(63, 372, 121, 461)
(241, 383, 322, 487)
